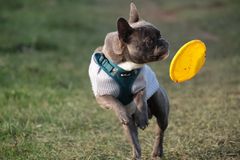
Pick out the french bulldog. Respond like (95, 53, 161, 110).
(88, 3, 169, 160)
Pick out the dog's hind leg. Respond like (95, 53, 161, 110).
(147, 86, 169, 159)
(151, 121, 165, 159)
(122, 119, 141, 160)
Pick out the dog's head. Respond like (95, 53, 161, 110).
(101, 3, 169, 65)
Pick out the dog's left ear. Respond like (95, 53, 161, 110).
(117, 18, 134, 43)
(129, 2, 139, 23)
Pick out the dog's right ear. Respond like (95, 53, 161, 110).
(117, 18, 134, 43)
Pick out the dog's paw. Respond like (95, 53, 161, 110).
(151, 156, 162, 160)
(151, 147, 163, 159)
(134, 111, 148, 130)
(117, 110, 130, 125)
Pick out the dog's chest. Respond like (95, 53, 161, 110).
(88, 53, 160, 104)
(89, 61, 145, 98)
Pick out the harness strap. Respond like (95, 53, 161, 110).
(94, 53, 141, 105)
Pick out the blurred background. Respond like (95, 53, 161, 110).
(0, 0, 239, 159)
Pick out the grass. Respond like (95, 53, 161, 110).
(0, 0, 239, 159)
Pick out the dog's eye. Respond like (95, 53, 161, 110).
(146, 40, 154, 48)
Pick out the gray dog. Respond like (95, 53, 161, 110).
(89, 3, 169, 160)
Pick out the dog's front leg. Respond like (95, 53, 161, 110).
(134, 90, 148, 130)
(97, 95, 141, 159)
(96, 95, 130, 125)
(122, 118, 141, 160)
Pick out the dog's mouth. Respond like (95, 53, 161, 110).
(130, 51, 168, 64)
(157, 48, 169, 60)
(128, 48, 169, 64)
(148, 52, 168, 62)
(150, 38, 169, 61)
(160, 52, 169, 60)
(149, 44, 169, 61)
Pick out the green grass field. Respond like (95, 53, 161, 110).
(0, 0, 239, 159)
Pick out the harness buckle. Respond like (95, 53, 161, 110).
(120, 73, 131, 77)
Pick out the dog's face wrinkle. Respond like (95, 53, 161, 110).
(125, 26, 168, 64)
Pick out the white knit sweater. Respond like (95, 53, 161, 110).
(88, 53, 159, 102)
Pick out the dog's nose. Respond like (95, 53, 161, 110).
(158, 38, 164, 46)
(158, 38, 169, 49)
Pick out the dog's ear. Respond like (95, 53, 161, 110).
(129, 2, 139, 23)
(117, 18, 134, 43)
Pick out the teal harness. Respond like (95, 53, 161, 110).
(94, 53, 141, 105)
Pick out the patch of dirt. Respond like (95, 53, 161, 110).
(164, 1, 226, 15)
(141, 2, 178, 23)
(141, 1, 227, 23)
(227, 91, 240, 99)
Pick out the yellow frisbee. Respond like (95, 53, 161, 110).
(169, 40, 206, 83)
